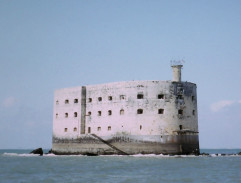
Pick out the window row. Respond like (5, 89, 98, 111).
(57, 95, 196, 105)
(88, 94, 165, 103)
(56, 112, 78, 118)
(64, 127, 77, 132)
(87, 109, 165, 116)
(57, 109, 195, 119)
(86, 125, 144, 133)
(56, 99, 79, 105)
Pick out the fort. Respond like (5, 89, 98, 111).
(52, 64, 199, 155)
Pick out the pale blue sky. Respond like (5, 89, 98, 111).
(0, 0, 241, 149)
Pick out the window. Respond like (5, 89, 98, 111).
(137, 109, 143, 114)
(98, 111, 101, 116)
(88, 111, 91, 116)
(192, 96, 195, 101)
(120, 109, 124, 115)
(108, 126, 111, 131)
(137, 94, 144, 99)
(193, 110, 195, 115)
(88, 127, 91, 133)
(56, 100, 59, 105)
(178, 110, 183, 115)
(65, 99, 69, 104)
(177, 95, 183, 99)
(158, 109, 164, 114)
(158, 94, 164, 99)
(56, 113, 58, 118)
(74, 99, 78, 103)
(73, 127, 77, 132)
(64, 128, 68, 132)
(108, 110, 112, 115)
(120, 95, 125, 100)
(65, 113, 68, 118)
(179, 125, 183, 130)
(108, 96, 112, 101)
(97, 127, 101, 131)
(74, 112, 78, 117)
(140, 125, 142, 130)
(98, 97, 102, 101)
(88, 98, 92, 102)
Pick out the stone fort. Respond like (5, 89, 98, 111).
(52, 65, 199, 155)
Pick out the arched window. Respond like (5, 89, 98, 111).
(108, 110, 112, 115)
(137, 109, 143, 114)
(98, 97, 102, 101)
(97, 127, 101, 131)
(88, 127, 91, 133)
(65, 99, 69, 104)
(74, 112, 78, 117)
(108, 96, 112, 101)
(73, 127, 77, 132)
(64, 128, 68, 132)
(65, 113, 68, 118)
(88, 98, 92, 102)
(108, 126, 111, 131)
(88, 111, 91, 116)
(74, 99, 78, 103)
(120, 109, 124, 115)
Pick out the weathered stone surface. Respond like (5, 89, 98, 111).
(30, 148, 43, 156)
(51, 65, 199, 155)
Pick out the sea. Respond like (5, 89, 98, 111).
(0, 149, 241, 183)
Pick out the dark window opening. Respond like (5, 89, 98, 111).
(97, 127, 101, 131)
(178, 110, 183, 115)
(64, 128, 68, 132)
(74, 99, 78, 103)
(74, 112, 77, 117)
(137, 94, 144, 99)
(88, 98, 92, 102)
(158, 109, 164, 114)
(108, 126, 111, 131)
(65, 113, 68, 118)
(108, 110, 112, 115)
(88, 111, 91, 116)
(192, 96, 195, 101)
(193, 110, 195, 115)
(177, 95, 183, 99)
(140, 125, 142, 130)
(98, 111, 101, 116)
(65, 99, 69, 104)
(120, 95, 125, 100)
(108, 96, 112, 101)
(98, 97, 102, 101)
(158, 94, 164, 99)
(120, 109, 124, 115)
(179, 125, 183, 130)
(137, 109, 143, 114)
(73, 127, 77, 132)
(88, 127, 91, 133)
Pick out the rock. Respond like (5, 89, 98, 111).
(30, 148, 43, 156)
(238, 152, 241, 155)
(200, 152, 209, 156)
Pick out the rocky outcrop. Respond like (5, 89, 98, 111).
(30, 148, 43, 156)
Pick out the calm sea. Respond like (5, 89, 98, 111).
(0, 149, 241, 183)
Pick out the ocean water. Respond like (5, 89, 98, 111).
(0, 149, 241, 183)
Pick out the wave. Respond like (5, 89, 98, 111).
(2, 152, 240, 158)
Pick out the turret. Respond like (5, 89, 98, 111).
(171, 64, 183, 82)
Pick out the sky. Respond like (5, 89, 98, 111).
(0, 0, 241, 149)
